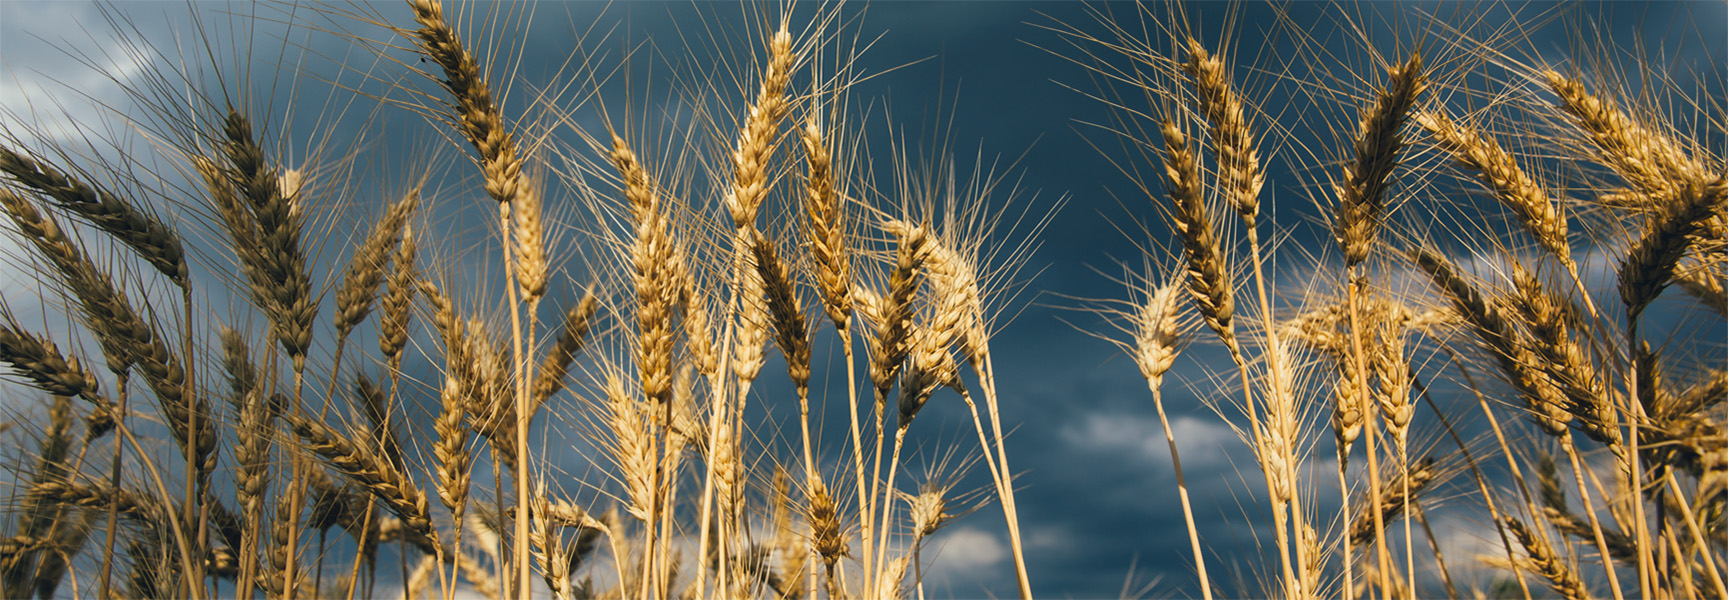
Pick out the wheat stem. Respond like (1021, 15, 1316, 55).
(95, 377, 127, 600)
(1346, 272, 1394, 600)
(1149, 379, 1211, 600)
(1662, 470, 1728, 598)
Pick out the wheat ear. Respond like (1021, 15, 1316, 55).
(1333, 53, 1426, 266)
(1183, 39, 1263, 228)
(1620, 177, 1727, 320)
(282, 411, 439, 547)
(1409, 247, 1573, 435)
(406, 0, 527, 208)
(1507, 261, 1620, 450)
(221, 109, 314, 368)
(335, 190, 419, 341)
(1504, 517, 1593, 600)
(801, 116, 850, 328)
(0, 317, 103, 409)
(0, 146, 186, 284)
(724, 26, 795, 229)
(1542, 70, 1705, 197)
(1158, 120, 1237, 353)
(1416, 110, 1569, 262)
(380, 222, 419, 375)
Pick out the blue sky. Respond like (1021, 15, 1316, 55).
(2, 1, 1724, 598)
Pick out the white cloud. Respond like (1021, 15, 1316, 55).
(925, 526, 1007, 577)
(1061, 411, 1239, 472)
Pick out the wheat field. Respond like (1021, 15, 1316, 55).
(0, 1, 1721, 599)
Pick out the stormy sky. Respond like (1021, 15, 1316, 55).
(2, 1, 1724, 598)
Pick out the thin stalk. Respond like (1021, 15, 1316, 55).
(1222, 343, 1297, 600)
(118, 414, 200, 600)
(1338, 456, 1355, 600)
(975, 354, 1033, 599)
(1624, 315, 1655, 599)
(96, 376, 129, 600)
(866, 385, 889, 595)
(315, 529, 327, 597)
(1559, 435, 1625, 600)
(694, 295, 737, 597)
(1345, 270, 1393, 599)
(493, 451, 507, 597)
(638, 396, 667, 600)
(320, 341, 349, 421)
(957, 388, 1007, 530)
(443, 512, 462, 600)
(1665, 528, 1695, 600)
(693, 371, 725, 597)
(285, 371, 308, 600)
(1411, 501, 1458, 599)
(1148, 379, 1212, 600)
(432, 532, 450, 600)
(651, 398, 673, 599)
(344, 498, 377, 600)
(605, 527, 629, 599)
(797, 380, 816, 511)
(876, 426, 911, 592)
(1564, 250, 1651, 598)
(1415, 367, 1533, 600)
(1665, 471, 1728, 598)
(842, 327, 871, 600)
(498, 205, 535, 600)
(1245, 223, 1302, 600)
(1399, 439, 1414, 597)
(181, 285, 208, 598)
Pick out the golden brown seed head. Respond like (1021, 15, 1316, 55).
(1160, 120, 1237, 350)
(870, 222, 930, 393)
(1184, 39, 1264, 226)
(512, 184, 547, 301)
(1333, 53, 1426, 266)
(408, 0, 527, 207)
(1620, 176, 1728, 320)
(0, 145, 186, 284)
(806, 480, 845, 565)
(734, 236, 769, 386)
(750, 228, 812, 391)
(724, 28, 796, 229)
(1133, 283, 1184, 384)
(1543, 69, 1704, 196)
(1417, 110, 1569, 261)
(802, 117, 851, 328)
(336, 190, 418, 340)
